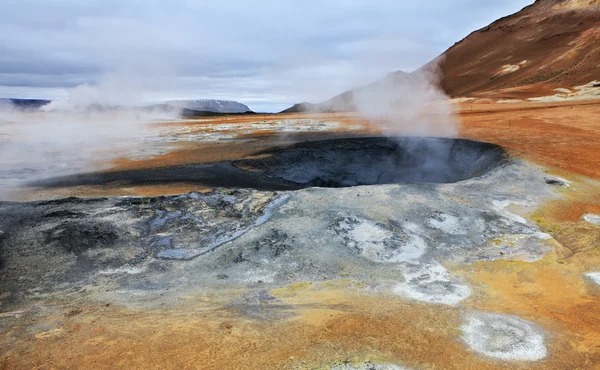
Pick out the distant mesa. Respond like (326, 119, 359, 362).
(168, 100, 255, 118)
(167, 99, 251, 114)
(0, 98, 51, 111)
(178, 108, 256, 119)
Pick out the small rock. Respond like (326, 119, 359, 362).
(544, 176, 570, 187)
(220, 322, 233, 330)
(65, 309, 82, 318)
(233, 253, 246, 263)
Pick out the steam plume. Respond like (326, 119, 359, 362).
(0, 72, 176, 199)
(353, 58, 458, 137)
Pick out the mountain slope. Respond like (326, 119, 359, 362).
(281, 71, 409, 113)
(285, 0, 600, 112)
(435, 0, 600, 99)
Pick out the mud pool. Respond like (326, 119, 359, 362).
(36, 137, 507, 191)
(0, 146, 581, 368)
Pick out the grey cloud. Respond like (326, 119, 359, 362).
(0, 0, 533, 111)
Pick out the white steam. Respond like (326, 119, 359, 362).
(340, 58, 458, 137)
(42, 75, 141, 112)
(0, 73, 178, 200)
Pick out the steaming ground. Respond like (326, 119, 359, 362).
(0, 109, 170, 197)
(2, 102, 600, 369)
(0, 153, 564, 361)
(0, 112, 365, 200)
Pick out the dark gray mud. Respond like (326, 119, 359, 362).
(33, 137, 507, 191)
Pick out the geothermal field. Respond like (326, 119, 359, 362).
(1, 0, 600, 369)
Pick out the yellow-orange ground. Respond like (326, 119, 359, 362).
(4, 100, 600, 369)
(459, 100, 600, 179)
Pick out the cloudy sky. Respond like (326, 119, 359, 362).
(0, 0, 533, 112)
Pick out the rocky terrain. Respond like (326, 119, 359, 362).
(2, 127, 600, 368)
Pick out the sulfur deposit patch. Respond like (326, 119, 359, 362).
(461, 312, 547, 361)
(585, 272, 600, 286)
(583, 214, 600, 226)
(497, 60, 528, 76)
(332, 216, 426, 263)
(393, 262, 471, 306)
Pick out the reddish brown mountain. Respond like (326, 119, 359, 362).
(437, 0, 600, 99)
(284, 0, 600, 112)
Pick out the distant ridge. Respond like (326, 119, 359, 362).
(167, 99, 251, 114)
(179, 108, 256, 119)
(280, 102, 333, 114)
(0, 98, 255, 117)
(280, 71, 410, 113)
(0, 98, 51, 110)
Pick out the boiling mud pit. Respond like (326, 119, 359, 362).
(234, 137, 506, 188)
(1, 136, 589, 368)
(37, 137, 507, 191)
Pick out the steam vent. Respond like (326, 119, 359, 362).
(6, 117, 599, 369)
(3, 0, 600, 368)
(235, 137, 507, 188)
(37, 137, 507, 191)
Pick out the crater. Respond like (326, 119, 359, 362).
(36, 137, 507, 191)
(237, 137, 506, 187)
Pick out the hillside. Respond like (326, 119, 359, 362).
(281, 71, 409, 113)
(285, 0, 600, 112)
(435, 0, 600, 99)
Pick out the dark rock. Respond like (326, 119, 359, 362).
(45, 221, 120, 254)
(544, 176, 570, 187)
